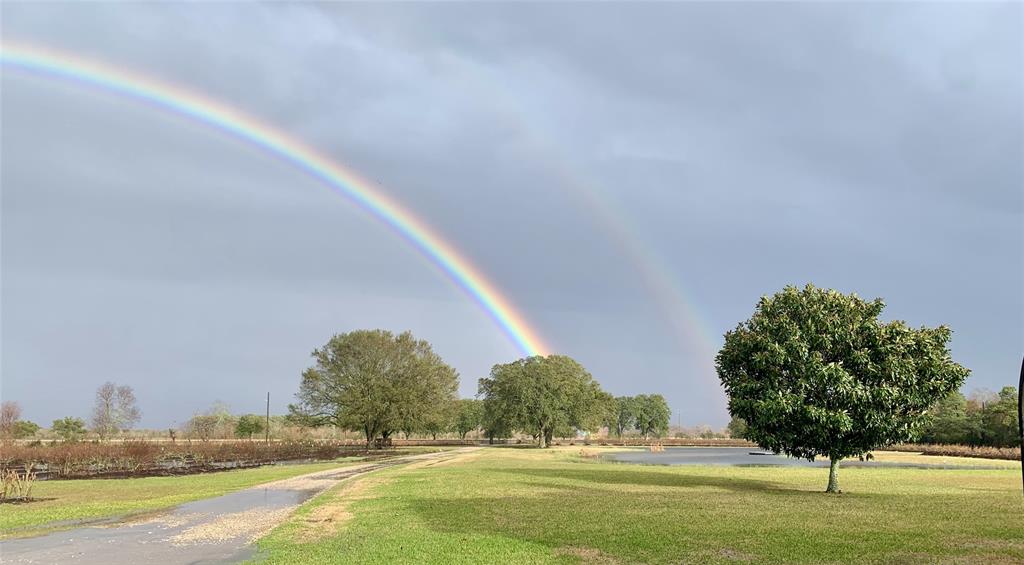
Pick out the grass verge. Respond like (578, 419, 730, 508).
(255, 447, 1024, 564)
(0, 459, 363, 538)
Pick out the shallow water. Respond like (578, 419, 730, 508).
(0, 450, 463, 564)
(0, 486, 314, 564)
(604, 447, 996, 469)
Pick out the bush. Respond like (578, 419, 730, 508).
(0, 465, 37, 501)
(0, 440, 372, 479)
(891, 443, 1020, 461)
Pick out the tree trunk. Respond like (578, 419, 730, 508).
(538, 429, 547, 448)
(826, 458, 841, 493)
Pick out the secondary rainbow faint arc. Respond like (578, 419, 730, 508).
(0, 41, 550, 357)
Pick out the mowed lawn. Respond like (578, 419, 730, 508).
(0, 459, 363, 537)
(256, 447, 1023, 564)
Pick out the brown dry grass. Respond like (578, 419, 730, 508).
(890, 443, 1020, 461)
(553, 546, 622, 564)
(294, 476, 389, 542)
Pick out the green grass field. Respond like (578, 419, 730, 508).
(255, 447, 1024, 564)
(0, 459, 363, 537)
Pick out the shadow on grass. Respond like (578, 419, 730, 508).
(505, 466, 796, 494)
(391, 467, 788, 563)
(379, 459, 1024, 565)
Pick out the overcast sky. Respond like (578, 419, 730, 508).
(2, 2, 1021, 429)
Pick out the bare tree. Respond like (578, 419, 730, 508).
(0, 401, 23, 439)
(90, 382, 141, 439)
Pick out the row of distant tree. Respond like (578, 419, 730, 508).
(606, 395, 672, 439)
(180, 404, 268, 441)
(288, 330, 673, 447)
(916, 388, 1020, 448)
(0, 382, 142, 441)
(724, 387, 1020, 450)
(0, 384, 274, 442)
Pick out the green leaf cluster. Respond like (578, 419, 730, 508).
(479, 355, 611, 447)
(920, 387, 1019, 447)
(606, 395, 671, 438)
(452, 398, 484, 439)
(717, 284, 970, 463)
(235, 414, 266, 440)
(52, 416, 87, 442)
(289, 330, 458, 446)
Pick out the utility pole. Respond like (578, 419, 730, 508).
(266, 392, 271, 445)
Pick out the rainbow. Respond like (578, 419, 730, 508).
(448, 56, 723, 366)
(0, 40, 550, 357)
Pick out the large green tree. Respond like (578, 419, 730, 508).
(479, 355, 610, 448)
(633, 394, 671, 439)
(717, 285, 969, 493)
(289, 330, 458, 447)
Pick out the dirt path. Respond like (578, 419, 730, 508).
(0, 448, 475, 564)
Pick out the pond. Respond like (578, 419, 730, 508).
(603, 447, 994, 469)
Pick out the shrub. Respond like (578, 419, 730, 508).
(891, 443, 1020, 461)
(0, 440, 372, 479)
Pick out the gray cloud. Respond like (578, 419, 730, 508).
(2, 2, 1021, 428)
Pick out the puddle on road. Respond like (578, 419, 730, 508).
(0, 452, 462, 564)
(0, 487, 320, 564)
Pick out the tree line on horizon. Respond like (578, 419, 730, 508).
(917, 387, 1019, 448)
(0, 382, 142, 442)
(4, 281, 1013, 501)
(1, 387, 274, 443)
(287, 329, 673, 448)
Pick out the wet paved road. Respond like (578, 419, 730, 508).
(1, 449, 470, 564)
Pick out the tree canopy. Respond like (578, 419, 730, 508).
(918, 387, 1020, 448)
(604, 395, 672, 438)
(607, 396, 637, 438)
(53, 417, 88, 442)
(716, 284, 969, 492)
(452, 398, 484, 439)
(726, 416, 748, 439)
(289, 330, 458, 446)
(478, 355, 611, 448)
(235, 414, 265, 440)
(633, 394, 671, 438)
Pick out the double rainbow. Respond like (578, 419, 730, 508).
(0, 41, 550, 357)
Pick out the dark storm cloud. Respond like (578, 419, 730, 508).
(2, 2, 1021, 427)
